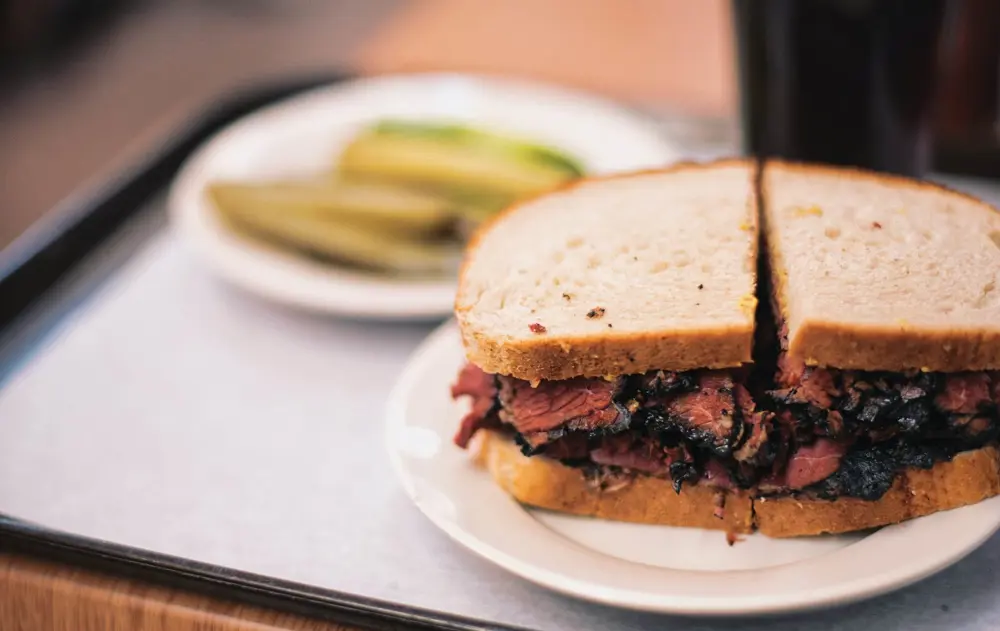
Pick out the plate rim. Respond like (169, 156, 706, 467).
(385, 320, 1000, 616)
(165, 72, 682, 320)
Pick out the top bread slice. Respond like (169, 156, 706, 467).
(455, 160, 758, 381)
(763, 161, 1000, 371)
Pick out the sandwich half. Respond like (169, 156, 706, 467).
(756, 161, 1000, 536)
(453, 160, 765, 534)
(450, 158, 1000, 538)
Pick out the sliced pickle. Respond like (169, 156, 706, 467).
(218, 201, 461, 275)
(369, 120, 585, 176)
(203, 120, 586, 275)
(337, 133, 578, 199)
(206, 179, 456, 237)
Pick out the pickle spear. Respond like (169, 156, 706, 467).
(207, 179, 456, 237)
(217, 202, 461, 275)
(370, 120, 585, 176)
(337, 120, 584, 200)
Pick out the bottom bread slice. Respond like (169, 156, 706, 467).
(470, 430, 1000, 537)
(470, 430, 754, 533)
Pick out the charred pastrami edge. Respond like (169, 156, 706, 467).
(451, 356, 1000, 503)
(451, 363, 776, 494)
(764, 354, 1000, 498)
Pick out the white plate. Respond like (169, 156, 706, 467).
(385, 321, 1000, 616)
(167, 73, 681, 320)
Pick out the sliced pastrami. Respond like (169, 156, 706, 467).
(451, 363, 500, 448)
(773, 354, 840, 409)
(784, 439, 847, 489)
(733, 384, 773, 464)
(589, 434, 672, 475)
(498, 375, 629, 448)
(936, 373, 993, 415)
(452, 352, 1000, 504)
(653, 372, 741, 454)
(812, 440, 940, 501)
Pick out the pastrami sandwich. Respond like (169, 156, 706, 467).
(753, 162, 1000, 536)
(450, 159, 1000, 537)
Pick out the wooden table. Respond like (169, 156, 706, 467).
(1, 2, 732, 628)
(0, 553, 353, 630)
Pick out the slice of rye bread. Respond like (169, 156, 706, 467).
(471, 430, 1000, 537)
(470, 430, 754, 533)
(455, 159, 759, 382)
(762, 160, 1000, 372)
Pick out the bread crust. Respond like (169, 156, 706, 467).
(459, 324, 753, 383)
(763, 160, 1000, 371)
(456, 158, 757, 382)
(472, 430, 1000, 537)
(789, 321, 1000, 373)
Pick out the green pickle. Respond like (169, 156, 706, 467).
(369, 120, 585, 176)
(207, 180, 456, 236)
(205, 119, 585, 275)
(216, 199, 461, 275)
(338, 120, 582, 201)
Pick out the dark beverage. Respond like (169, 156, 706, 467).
(732, 0, 953, 176)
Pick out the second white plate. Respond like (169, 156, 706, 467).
(167, 73, 681, 320)
(385, 321, 1000, 616)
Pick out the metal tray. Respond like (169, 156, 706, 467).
(2, 75, 1000, 631)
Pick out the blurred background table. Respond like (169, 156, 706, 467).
(0, 0, 736, 249)
(0, 1, 734, 629)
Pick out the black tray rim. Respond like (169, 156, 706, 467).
(0, 72, 523, 631)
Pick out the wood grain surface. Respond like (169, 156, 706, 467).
(0, 553, 359, 631)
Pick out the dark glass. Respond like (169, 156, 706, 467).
(732, 0, 953, 176)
